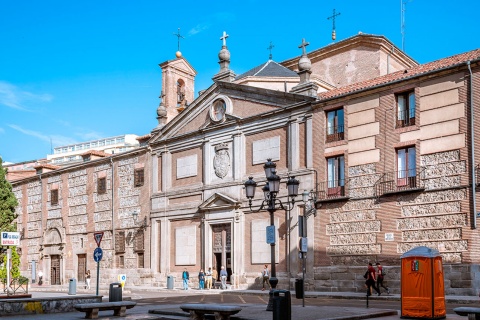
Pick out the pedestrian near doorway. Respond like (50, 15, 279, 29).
(85, 270, 91, 289)
(182, 268, 189, 290)
(365, 262, 380, 296)
(198, 269, 205, 290)
(376, 262, 390, 294)
(205, 267, 213, 289)
(262, 264, 271, 291)
(212, 267, 218, 288)
(220, 266, 228, 290)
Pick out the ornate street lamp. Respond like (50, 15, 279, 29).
(244, 159, 299, 311)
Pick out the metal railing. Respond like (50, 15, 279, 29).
(396, 108, 416, 128)
(374, 168, 424, 197)
(316, 179, 349, 202)
(1, 277, 29, 295)
(326, 125, 344, 143)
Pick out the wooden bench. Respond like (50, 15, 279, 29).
(454, 307, 480, 320)
(74, 301, 137, 319)
(180, 303, 242, 320)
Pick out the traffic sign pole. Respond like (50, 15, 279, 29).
(96, 259, 100, 296)
(93, 247, 103, 296)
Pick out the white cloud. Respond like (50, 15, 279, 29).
(0, 127, 4, 134)
(0, 81, 53, 111)
(8, 124, 77, 146)
(188, 23, 211, 36)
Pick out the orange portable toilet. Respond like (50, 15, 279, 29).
(400, 246, 446, 319)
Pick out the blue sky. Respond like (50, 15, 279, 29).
(1, 0, 479, 164)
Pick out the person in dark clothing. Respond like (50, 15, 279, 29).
(182, 268, 189, 290)
(366, 262, 380, 296)
(198, 269, 205, 290)
(376, 262, 390, 294)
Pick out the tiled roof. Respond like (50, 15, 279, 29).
(33, 163, 61, 170)
(318, 48, 480, 100)
(81, 150, 110, 157)
(235, 60, 299, 80)
(136, 134, 151, 141)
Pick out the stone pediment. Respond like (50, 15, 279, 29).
(149, 81, 315, 144)
(199, 193, 241, 212)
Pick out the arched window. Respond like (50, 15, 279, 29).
(177, 79, 185, 107)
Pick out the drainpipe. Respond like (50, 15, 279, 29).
(110, 157, 116, 255)
(467, 61, 477, 229)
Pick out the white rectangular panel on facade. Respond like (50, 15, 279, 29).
(175, 225, 196, 265)
(251, 219, 279, 264)
(176, 155, 197, 179)
(252, 136, 280, 165)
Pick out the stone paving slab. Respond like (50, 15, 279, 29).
(149, 304, 399, 320)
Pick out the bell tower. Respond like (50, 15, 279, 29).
(158, 50, 197, 124)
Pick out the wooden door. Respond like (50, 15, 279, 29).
(78, 254, 86, 282)
(51, 255, 61, 285)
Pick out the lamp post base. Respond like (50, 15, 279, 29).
(266, 276, 278, 311)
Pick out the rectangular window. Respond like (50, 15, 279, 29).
(134, 168, 144, 187)
(97, 177, 106, 194)
(117, 255, 125, 268)
(396, 91, 416, 128)
(137, 253, 144, 268)
(115, 231, 125, 253)
(327, 155, 345, 196)
(51, 189, 58, 205)
(326, 108, 344, 142)
(397, 146, 416, 188)
(135, 230, 145, 252)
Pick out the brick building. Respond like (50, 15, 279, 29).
(9, 34, 480, 294)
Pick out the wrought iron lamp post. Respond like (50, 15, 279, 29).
(244, 159, 299, 311)
(299, 189, 317, 307)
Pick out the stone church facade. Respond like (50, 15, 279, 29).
(10, 34, 480, 295)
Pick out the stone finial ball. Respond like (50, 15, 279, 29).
(298, 55, 311, 71)
(219, 47, 230, 61)
(157, 105, 167, 117)
(175, 51, 182, 58)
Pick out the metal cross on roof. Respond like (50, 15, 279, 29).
(298, 38, 310, 55)
(173, 28, 184, 51)
(220, 31, 229, 47)
(267, 41, 275, 60)
(327, 9, 341, 31)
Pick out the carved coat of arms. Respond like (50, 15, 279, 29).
(213, 143, 230, 179)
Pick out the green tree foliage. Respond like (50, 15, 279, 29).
(0, 249, 20, 279)
(0, 157, 20, 279)
(0, 157, 18, 232)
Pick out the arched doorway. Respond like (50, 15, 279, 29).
(43, 228, 65, 285)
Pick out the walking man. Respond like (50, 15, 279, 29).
(182, 268, 189, 290)
(220, 266, 228, 290)
(365, 262, 380, 296)
(376, 262, 390, 294)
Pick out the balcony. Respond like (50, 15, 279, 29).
(374, 169, 425, 197)
(396, 108, 416, 128)
(316, 179, 350, 203)
(326, 125, 344, 143)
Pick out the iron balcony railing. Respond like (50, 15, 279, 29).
(396, 108, 416, 128)
(476, 164, 480, 186)
(316, 179, 349, 202)
(326, 125, 344, 143)
(374, 168, 425, 197)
